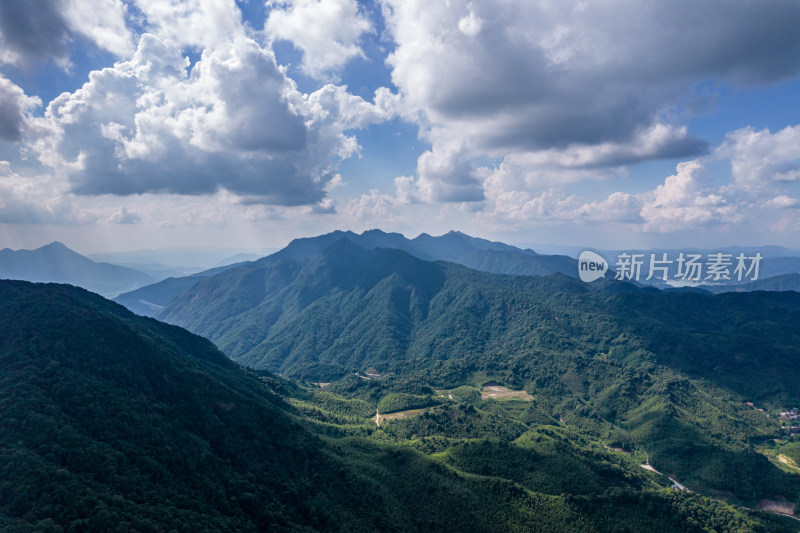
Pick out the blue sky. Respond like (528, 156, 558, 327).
(0, 0, 799, 254)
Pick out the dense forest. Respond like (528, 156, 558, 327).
(2, 280, 799, 531)
(153, 239, 800, 513)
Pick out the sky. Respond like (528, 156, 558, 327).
(0, 0, 799, 255)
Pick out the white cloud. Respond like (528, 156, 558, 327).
(341, 189, 401, 225)
(768, 195, 800, 209)
(63, 0, 134, 57)
(0, 75, 41, 142)
(108, 206, 141, 224)
(0, 0, 133, 67)
(479, 158, 744, 233)
(638, 160, 738, 232)
(300, 84, 399, 131)
(381, 0, 800, 203)
(576, 193, 644, 224)
(0, 163, 86, 224)
(393, 175, 421, 204)
(718, 125, 800, 190)
(134, 0, 245, 49)
(27, 32, 395, 206)
(413, 141, 483, 202)
(457, 11, 482, 38)
(266, 0, 374, 78)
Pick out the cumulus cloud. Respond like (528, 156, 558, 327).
(31, 33, 395, 205)
(413, 141, 483, 202)
(266, 0, 374, 78)
(342, 189, 401, 224)
(0, 75, 41, 142)
(381, 0, 800, 202)
(718, 125, 800, 190)
(638, 160, 737, 232)
(0, 162, 85, 224)
(134, 0, 245, 49)
(61, 0, 133, 57)
(0, 0, 132, 66)
(108, 206, 141, 224)
(0, 0, 72, 66)
(768, 195, 800, 209)
(767, 194, 800, 209)
(480, 158, 747, 233)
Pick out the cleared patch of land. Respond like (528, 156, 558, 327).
(376, 408, 428, 427)
(480, 385, 533, 401)
(603, 444, 632, 455)
(778, 454, 800, 473)
(756, 498, 796, 517)
(640, 463, 661, 474)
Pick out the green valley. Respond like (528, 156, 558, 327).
(2, 280, 798, 531)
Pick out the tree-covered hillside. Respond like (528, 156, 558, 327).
(1, 280, 794, 531)
(156, 238, 800, 510)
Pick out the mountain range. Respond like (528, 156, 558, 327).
(114, 229, 579, 318)
(116, 230, 800, 322)
(150, 236, 800, 509)
(6, 230, 800, 529)
(7, 280, 792, 531)
(0, 242, 154, 297)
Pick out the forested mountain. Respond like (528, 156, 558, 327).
(156, 237, 800, 512)
(160, 238, 800, 402)
(115, 230, 577, 317)
(0, 242, 154, 297)
(113, 262, 252, 316)
(260, 229, 577, 276)
(5, 280, 789, 531)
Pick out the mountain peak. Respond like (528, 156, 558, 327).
(41, 241, 72, 251)
(0, 241, 153, 296)
(321, 235, 366, 255)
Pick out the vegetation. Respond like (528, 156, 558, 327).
(4, 231, 800, 531)
(156, 240, 800, 510)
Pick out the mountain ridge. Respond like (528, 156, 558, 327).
(7, 279, 784, 531)
(116, 229, 578, 317)
(0, 241, 154, 297)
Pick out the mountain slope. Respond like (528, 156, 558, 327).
(113, 262, 251, 316)
(457, 248, 575, 276)
(4, 280, 780, 531)
(158, 239, 800, 508)
(160, 239, 800, 404)
(265, 229, 576, 277)
(0, 242, 154, 296)
(115, 230, 578, 316)
(0, 281, 564, 531)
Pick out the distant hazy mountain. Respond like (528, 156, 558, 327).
(0, 242, 154, 297)
(89, 246, 271, 271)
(703, 273, 800, 293)
(114, 262, 251, 316)
(526, 244, 800, 261)
(582, 248, 800, 289)
(213, 252, 268, 267)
